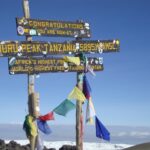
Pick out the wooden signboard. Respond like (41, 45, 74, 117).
(8, 57, 102, 66)
(8, 57, 103, 74)
(16, 17, 91, 38)
(0, 40, 120, 57)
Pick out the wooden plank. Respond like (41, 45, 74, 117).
(8, 57, 103, 74)
(8, 57, 102, 66)
(16, 17, 91, 38)
(0, 40, 120, 57)
(9, 64, 103, 74)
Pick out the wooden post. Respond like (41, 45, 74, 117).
(76, 36, 84, 150)
(76, 72, 84, 150)
(22, 0, 34, 95)
(29, 93, 40, 117)
(22, 1, 37, 150)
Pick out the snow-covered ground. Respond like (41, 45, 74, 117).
(5, 140, 133, 150)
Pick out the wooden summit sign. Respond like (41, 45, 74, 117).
(8, 57, 102, 66)
(16, 17, 91, 38)
(0, 40, 120, 57)
(8, 57, 103, 74)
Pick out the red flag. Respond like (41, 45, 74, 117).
(39, 112, 54, 121)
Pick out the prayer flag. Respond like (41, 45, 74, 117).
(64, 56, 80, 65)
(87, 65, 96, 76)
(53, 99, 76, 116)
(86, 98, 96, 124)
(76, 53, 86, 63)
(23, 115, 38, 137)
(37, 120, 51, 134)
(87, 117, 94, 124)
(68, 86, 86, 102)
(39, 112, 54, 121)
(83, 75, 91, 100)
(95, 116, 110, 141)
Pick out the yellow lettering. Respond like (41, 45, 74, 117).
(26, 19, 85, 30)
(27, 44, 31, 52)
(0, 43, 18, 54)
(66, 43, 74, 52)
(37, 29, 46, 35)
(103, 43, 114, 50)
(32, 45, 37, 53)
(28, 20, 33, 27)
(21, 44, 27, 52)
(44, 44, 49, 52)
(47, 29, 55, 35)
(53, 44, 59, 52)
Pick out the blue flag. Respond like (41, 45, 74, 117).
(37, 119, 51, 134)
(95, 116, 110, 141)
(83, 75, 91, 100)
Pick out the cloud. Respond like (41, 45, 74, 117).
(130, 131, 150, 137)
(112, 131, 150, 138)
(116, 132, 127, 137)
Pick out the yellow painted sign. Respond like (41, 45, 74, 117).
(16, 18, 91, 38)
(0, 40, 119, 57)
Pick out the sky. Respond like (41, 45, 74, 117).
(0, 0, 150, 127)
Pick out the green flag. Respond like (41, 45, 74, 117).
(53, 99, 76, 116)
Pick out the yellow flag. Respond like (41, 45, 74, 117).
(68, 86, 86, 102)
(87, 117, 94, 124)
(64, 56, 80, 66)
(27, 115, 38, 137)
